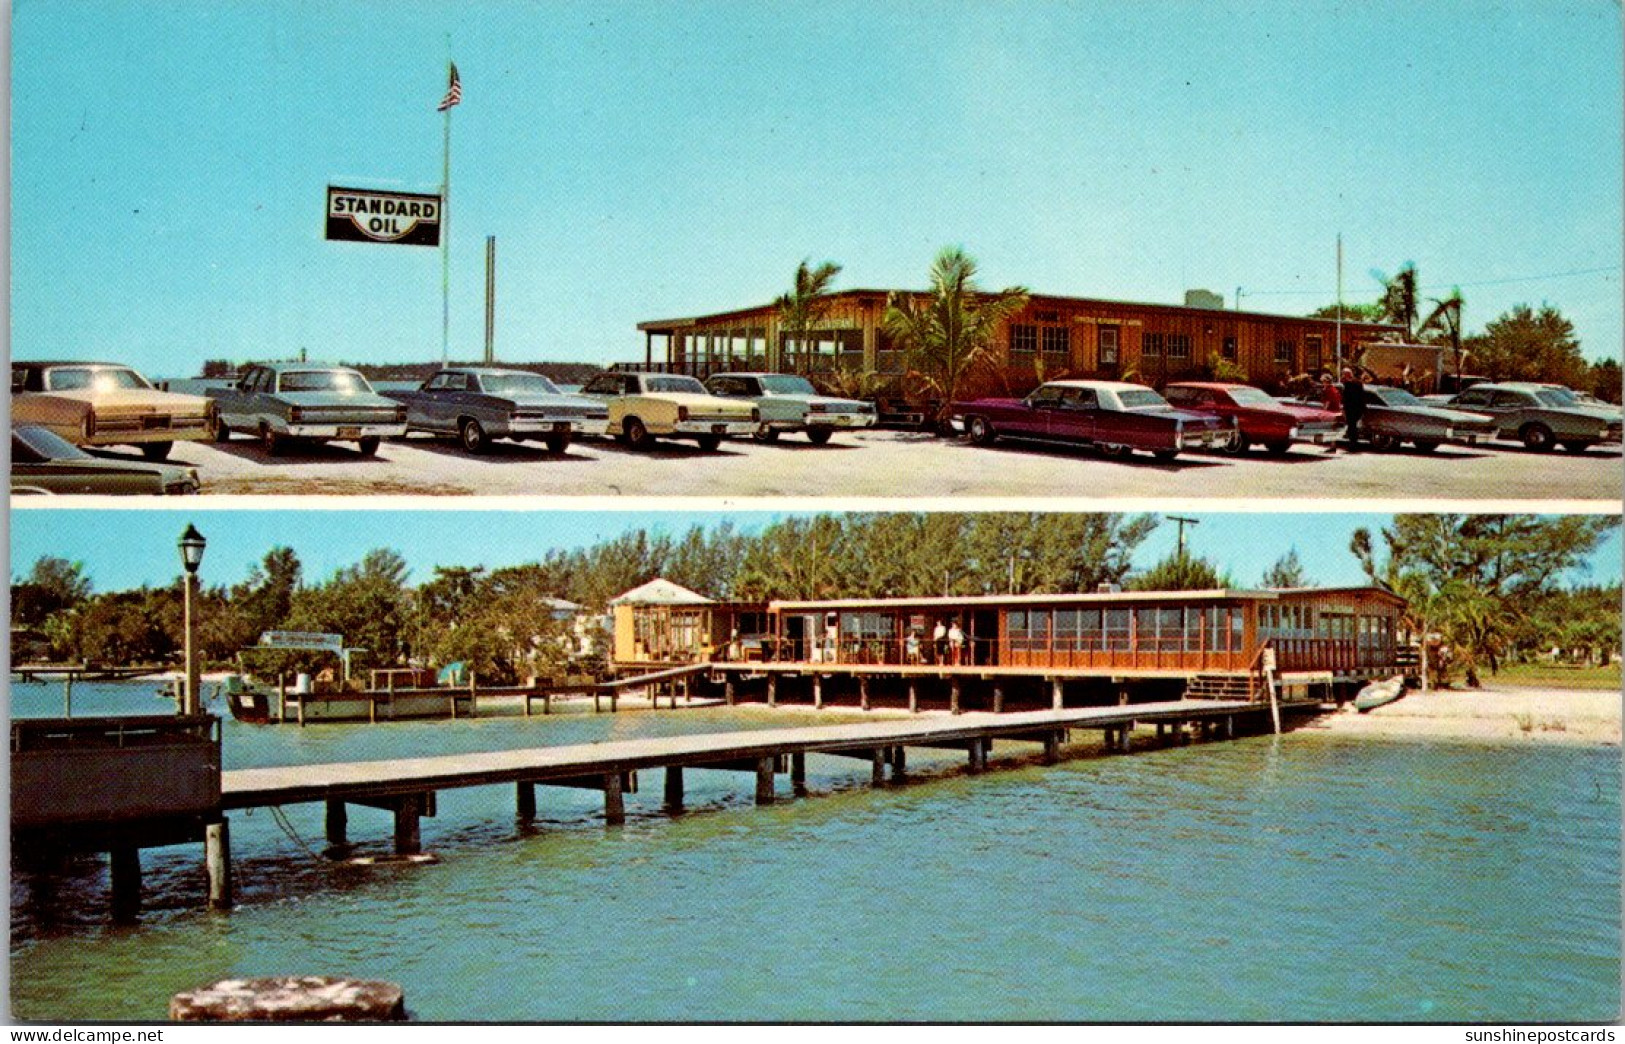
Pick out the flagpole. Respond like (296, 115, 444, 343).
(440, 75, 452, 368)
(1334, 233, 1344, 372)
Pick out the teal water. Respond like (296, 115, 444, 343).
(10, 682, 1621, 1022)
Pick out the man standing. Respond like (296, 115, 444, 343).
(1340, 366, 1366, 449)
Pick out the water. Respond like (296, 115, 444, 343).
(10, 681, 1621, 1022)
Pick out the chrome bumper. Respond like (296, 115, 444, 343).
(507, 417, 598, 435)
(673, 419, 758, 436)
(806, 414, 877, 430)
(283, 422, 407, 439)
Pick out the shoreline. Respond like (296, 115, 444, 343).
(1304, 684, 1621, 746)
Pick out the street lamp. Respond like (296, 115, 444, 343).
(179, 524, 207, 716)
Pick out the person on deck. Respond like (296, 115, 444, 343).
(947, 620, 966, 666)
(933, 619, 948, 665)
(905, 630, 922, 665)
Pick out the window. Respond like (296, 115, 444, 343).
(1042, 326, 1070, 355)
(1078, 608, 1104, 650)
(1058, 386, 1098, 410)
(1491, 390, 1532, 408)
(1099, 326, 1120, 366)
(1034, 309, 1061, 323)
(441, 372, 470, 392)
(1167, 334, 1192, 360)
(1222, 336, 1238, 360)
(1275, 340, 1295, 365)
(1105, 608, 1131, 650)
(1143, 333, 1165, 357)
(1054, 609, 1081, 650)
(1010, 324, 1038, 354)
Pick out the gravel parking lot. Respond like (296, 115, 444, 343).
(129, 429, 1623, 501)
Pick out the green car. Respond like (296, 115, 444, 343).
(12, 425, 200, 495)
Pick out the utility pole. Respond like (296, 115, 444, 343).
(1167, 515, 1200, 561)
(484, 235, 496, 364)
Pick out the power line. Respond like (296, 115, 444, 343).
(1239, 264, 1621, 299)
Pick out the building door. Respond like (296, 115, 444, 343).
(1305, 335, 1324, 373)
(970, 610, 1000, 665)
(1098, 326, 1120, 375)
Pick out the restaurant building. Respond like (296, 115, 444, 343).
(610, 584, 1407, 711)
(633, 289, 1411, 402)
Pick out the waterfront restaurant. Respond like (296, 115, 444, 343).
(633, 289, 1410, 400)
(612, 585, 1407, 706)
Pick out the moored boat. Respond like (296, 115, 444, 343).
(1354, 675, 1407, 712)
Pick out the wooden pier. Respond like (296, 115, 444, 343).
(16, 697, 1321, 918)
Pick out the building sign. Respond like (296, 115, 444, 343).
(326, 186, 442, 246)
(259, 630, 345, 652)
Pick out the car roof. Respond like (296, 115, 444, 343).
(1040, 380, 1152, 392)
(12, 360, 135, 369)
(1165, 381, 1248, 391)
(708, 372, 790, 379)
(441, 367, 543, 377)
(252, 361, 356, 372)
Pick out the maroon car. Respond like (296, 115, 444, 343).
(948, 380, 1236, 461)
(1163, 382, 1343, 454)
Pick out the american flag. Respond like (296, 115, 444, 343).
(437, 63, 462, 112)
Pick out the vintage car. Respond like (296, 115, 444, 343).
(11, 425, 200, 495)
(385, 366, 610, 453)
(702, 372, 877, 444)
(11, 361, 214, 461)
(947, 380, 1236, 461)
(1162, 381, 1342, 454)
(1356, 385, 1495, 451)
(1426, 382, 1622, 452)
(578, 371, 758, 451)
(207, 362, 407, 455)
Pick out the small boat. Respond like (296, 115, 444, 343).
(220, 673, 280, 724)
(1354, 674, 1407, 712)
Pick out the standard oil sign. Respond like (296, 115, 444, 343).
(326, 186, 442, 246)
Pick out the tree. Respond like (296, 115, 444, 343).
(883, 246, 1028, 423)
(1308, 301, 1386, 323)
(776, 259, 843, 367)
(1460, 303, 1589, 388)
(1261, 548, 1308, 589)
(1128, 551, 1235, 591)
(11, 556, 92, 629)
(1376, 263, 1421, 339)
(1588, 359, 1622, 405)
(1418, 288, 1465, 381)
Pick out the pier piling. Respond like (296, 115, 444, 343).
(755, 756, 776, 804)
(205, 819, 233, 910)
(860, 676, 870, 712)
(393, 795, 423, 855)
(871, 748, 886, 785)
(790, 752, 807, 793)
(109, 846, 141, 921)
(889, 745, 907, 779)
(325, 800, 348, 845)
(767, 674, 778, 708)
(908, 681, 918, 714)
(603, 773, 626, 825)
(993, 685, 1003, 714)
(516, 782, 536, 821)
(950, 677, 962, 715)
(813, 675, 823, 710)
(663, 766, 684, 810)
(1051, 678, 1063, 710)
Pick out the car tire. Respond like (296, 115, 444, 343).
(545, 432, 572, 454)
(1412, 440, 1440, 453)
(968, 416, 997, 446)
(753, 426, 779, 443)
(1520, 423, 1555, 452)
(625, 417, 654, 449)
(1263, 440, 1291, 455)
(695, 434, 722, 452)
(806, 428, 833, 446)
(357, 436, 381, 457)
(459, 418, 490, 454)
(1223, 436, 1250, 455)
(139, 441, 174, 461)
(1152, 448, 1180, 462)
(1368, 433, 1396, 452)
(262, 423, 289, 456)
(212, 418, 232, 443)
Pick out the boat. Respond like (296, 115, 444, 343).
(220, 673, 281, 724)
(1353, 675, 1407, 712)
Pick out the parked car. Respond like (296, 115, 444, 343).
(384, 366, 610, 453)
(11, 424, 200, 495)
(947, 380, 1236, 461)
(1356, 385, 1495, 451)
(702, 372, 877, 444)
(206, 362, 407, 455)
(11, 361, 215, 461)
(578, 371, 758, 450)
(1425, 382, 1623, 452)
(1163, 382, 1342, 454)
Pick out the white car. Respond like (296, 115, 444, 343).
(579, 371, 758, 451)
(703, 372, 877, 444)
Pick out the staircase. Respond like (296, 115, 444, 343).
(1183, 672, 1256, 701)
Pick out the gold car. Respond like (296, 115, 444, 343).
(11, 361, 214, 461)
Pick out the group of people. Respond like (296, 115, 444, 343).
(904, 619, 967, 665)
(1310, 366, 1381, 450)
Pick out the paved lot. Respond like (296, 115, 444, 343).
(141, 429, 1621, 501)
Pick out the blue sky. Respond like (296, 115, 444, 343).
(11, 1, 1622, 377)
(10, 509, 1620, 595)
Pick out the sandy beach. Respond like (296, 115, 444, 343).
(1307, 685, 1622, 745)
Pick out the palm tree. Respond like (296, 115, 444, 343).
(776, 259, 843, 371)
(1419, 287, 1465, 383)
(883, 246, 1028, 425)
(1376, 262, 1421, 339)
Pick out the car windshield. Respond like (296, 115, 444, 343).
(14, 426, 92, 461)
(480, 373, 561, 396)
(1227, 386, 1277, 407)
(647, 376, 706, 394)
(1533, 388, 1577, 407)
(278, 370, 373, 394)
(45, 366, 152, 392)
(759, 375, 818, 395)
(1117, 389, 1170, 410)
(1368, 387, 1423, 407)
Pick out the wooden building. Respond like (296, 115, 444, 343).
(612, 586, 1406, 703)
(633, 290, 1405, 401)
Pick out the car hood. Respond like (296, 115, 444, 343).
(29, 388, 212, 412)
(1562, 404, 1624, 424)
(637, 392, 753, 411)
(1129, 406, 1230, 427)
(1372, 403, 1492, 424)
(1259, 401, 1341, 423)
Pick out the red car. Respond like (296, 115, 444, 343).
(1163, 382, 1343, 454)
(948, 380, 1235, 461)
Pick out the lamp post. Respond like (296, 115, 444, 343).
(179, 524, 207, 716)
